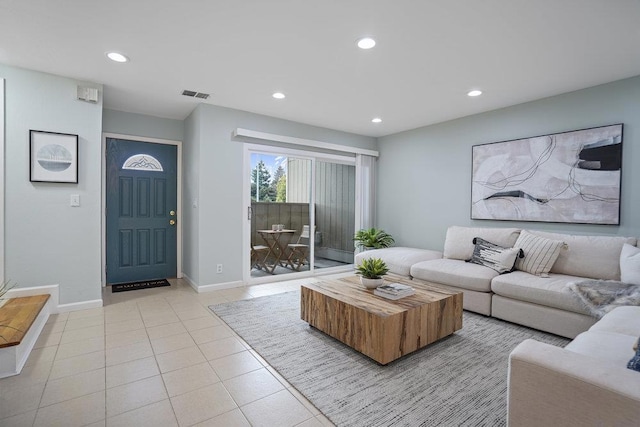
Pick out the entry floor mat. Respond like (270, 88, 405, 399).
(111, 278, 171, 293)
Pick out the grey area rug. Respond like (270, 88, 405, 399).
(210, 291, 569, 427)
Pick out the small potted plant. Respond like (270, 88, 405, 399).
(355, 258, 389, 289)
(353, 228, 395, 251)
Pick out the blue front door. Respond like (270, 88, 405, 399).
(106, 138, 178, 284)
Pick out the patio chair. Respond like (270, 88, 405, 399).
(251, 243, 270, 271)
(286, 225, 314, 271)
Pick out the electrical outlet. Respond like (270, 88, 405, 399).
(216, 264, 223, 274)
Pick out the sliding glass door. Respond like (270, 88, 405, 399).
(248, 152, 311, 279)
(244, 145, 356, 282)
(313, 160, 356, 269)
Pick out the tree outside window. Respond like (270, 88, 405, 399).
(251, 159, 287, 202)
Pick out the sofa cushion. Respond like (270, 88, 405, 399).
(620, 243, 640, 285)
(410, 258, 497, 292)
(491, 271, 590, 315)
(527, 230, 636, 281)
(565, 330, 637, 367)
(468, 237, 523, 274)
(354, 247, 442, 277)
(443, 226, 521, 260)
(514, 230, 566, 277)
(588, 306, 640, 336)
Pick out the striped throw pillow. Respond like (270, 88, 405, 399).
(515, 230, 566, 277)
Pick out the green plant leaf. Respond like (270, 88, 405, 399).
(353, 228, 395, 249)
(355, 257, 390, 279)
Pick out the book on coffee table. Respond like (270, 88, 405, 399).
(374, 283, 415, 300)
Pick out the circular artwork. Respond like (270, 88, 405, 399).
(37, 144, 72, 172)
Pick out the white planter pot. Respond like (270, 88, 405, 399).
(360, 277, 384, 289)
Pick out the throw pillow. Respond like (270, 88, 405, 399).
(467, 237, 524, 274)
(620, 243, 640, 286)
(628, 336, 640, 372)
(514, 230, 566, 277)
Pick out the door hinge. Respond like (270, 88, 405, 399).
(247, 206, 252, 220)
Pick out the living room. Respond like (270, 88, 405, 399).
(1, 1, 640, 426)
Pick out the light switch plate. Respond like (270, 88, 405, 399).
(70, 194, 80, 207)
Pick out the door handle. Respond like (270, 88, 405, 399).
(169, 219, 176, 226)
(170, 210, 176, 216)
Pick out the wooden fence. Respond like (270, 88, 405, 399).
(251, 201, 354, 263)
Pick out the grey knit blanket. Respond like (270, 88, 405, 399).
(567, 280, 640, 318)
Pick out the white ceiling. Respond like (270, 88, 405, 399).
(1, 0, 639, 137)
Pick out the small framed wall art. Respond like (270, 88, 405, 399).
(30, 130, 79, 183)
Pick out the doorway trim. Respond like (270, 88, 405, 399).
(101, 132, 183, 286)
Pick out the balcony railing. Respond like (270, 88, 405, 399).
(250, 201, 354, 264)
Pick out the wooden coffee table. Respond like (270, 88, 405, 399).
(300, 275, 463, 364)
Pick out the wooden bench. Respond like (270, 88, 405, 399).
(0, 294, 51, 378)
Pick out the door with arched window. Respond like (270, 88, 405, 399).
(106, 138, 178, 284)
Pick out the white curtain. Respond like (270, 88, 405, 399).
(355, 154, 376, 233)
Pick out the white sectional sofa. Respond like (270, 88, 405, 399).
(507, 306, 640, 426)
(355, 226, 638, 338)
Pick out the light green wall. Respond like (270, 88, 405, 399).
(103, 108, 184, 141)
(1, 63, 103, 304)
(377, 75, 640, 251)
(186, 103, 377, 287)
(7, 60, 637, 299)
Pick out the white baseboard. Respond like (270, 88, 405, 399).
(57, 299, 103, 313)
(197, 280, 245, 293)
(181, 273, 199, 293)
(5, 285, 60, 313)
(4, 284, 103, 314)
(181, 273, 244, 293)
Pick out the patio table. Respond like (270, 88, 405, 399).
(256, 229, 296, 274)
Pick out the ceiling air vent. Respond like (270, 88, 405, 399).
(182, 89, 210, 99)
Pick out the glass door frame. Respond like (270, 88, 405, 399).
(242, 143, 357, 285)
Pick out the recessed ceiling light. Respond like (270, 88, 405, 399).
(272, 92, 285, 99)
(106, 52, 128, 63)
(357, 37, 376, 49)
(467, 90, 483, 97)
(371, 117, 382, 123)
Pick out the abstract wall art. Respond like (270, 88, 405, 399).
(30, 130, 79, 183)
(471, 124, 623, 225)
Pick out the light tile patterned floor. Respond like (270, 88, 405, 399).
(0, 278, 337, 427)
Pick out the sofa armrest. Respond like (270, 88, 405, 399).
(508, 339, 640, 427)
